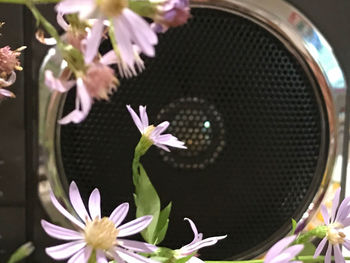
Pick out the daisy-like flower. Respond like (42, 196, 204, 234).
(55, 0, 158, 69)
(0, 45, 25, 99)
(174, 218, 226, 263)
(314, 188, 350, 263)
(264, 235, 304, 263)
(41, 181, 159, 263)
(45, 49, 119, 124)
(127, 105, 187, 152)
(152, 0, 190, 33)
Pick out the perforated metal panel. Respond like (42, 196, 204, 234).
(59, 8, 328, 259)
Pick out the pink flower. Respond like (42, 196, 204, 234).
(41, 181, 158, 263)
(176, 218, 226, 263)
(56, 0, 158, 68)
(152, 0, 191, 33)
(0, 46, 24, 74)
(127, 105, 187, 152)
(45, 50, 118, 124)
(264, 236, 303, 263)
(314, 188, 350, 263)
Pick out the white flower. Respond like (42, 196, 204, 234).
(127, 105, 187, 152)
(176, 218, 226, 263)
(41, 181, 158, 263)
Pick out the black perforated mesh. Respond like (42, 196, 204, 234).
(59, 8, 328, 259)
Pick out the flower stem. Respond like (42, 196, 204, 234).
(205, 256, 350, 263)
(25, 1, 61, 43)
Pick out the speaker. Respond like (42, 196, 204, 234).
(0, 0, 349, 262)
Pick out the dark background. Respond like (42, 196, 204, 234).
(0, 0, 349, 262)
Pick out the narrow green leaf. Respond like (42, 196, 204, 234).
(175, 253, 196, 263)
(291, 218, 297, 235)
(7, 242, 34, 263)
(154, 202, 172, 244)
(134, 163, 161, 243)
(298, 242, 316, 256)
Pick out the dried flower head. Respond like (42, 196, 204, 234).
(83, 62, 118, 100)
(0, 46, 25, 75)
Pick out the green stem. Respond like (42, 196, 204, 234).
(295, 226, 327, 244)
(25, 1, 62, 43)
(206, 256, 350, 263)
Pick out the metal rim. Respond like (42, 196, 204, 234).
(38, 0, 347, 258)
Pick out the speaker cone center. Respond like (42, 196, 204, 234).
(157, 97, 226, 170)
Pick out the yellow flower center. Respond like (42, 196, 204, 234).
(84, 217, 119, 250)
(327, 223, 346, 245)
(97, 0, 128, 17)
(144, 125, 155, 138)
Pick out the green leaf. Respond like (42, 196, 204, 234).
(7, 242, 34, 263)
(154, 202, 172, 244)
(174, 253, 196, 263)
(291, 218, 297, 235)
(298, 242, 316, 257)
(129, 0, 157, 17)
(134, 163, 161, 243)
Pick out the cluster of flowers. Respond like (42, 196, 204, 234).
(42, 0, 190, 124)
(1, 0, 350, 262)
(38, 104, 350, 263)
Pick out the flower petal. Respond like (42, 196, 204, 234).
(45, 70, 74, 92)
(181, 235, 227, 254)
(343, 239, 350, 251)
(109, 202, 129, 227)
(187, 257, 205, 263)
(154, 143, 170, 152)
(324, 244, 332, 263)
(0, 72, 16, 87)
(265, 236, 296, 263)
(89, 188, 101, 219)
(126, 105, 144, 133)
(321, 204, 329, 225)
(115, 247, 159, 263)
(114, 17, 135, 67)
(0, 88, 15, 98)
(101, 50, 118, 66)
(46, 240, 86, 260)
(121, 9, 157, 56)
(184, 218, 203, 245)
(118, 215, 153, 237)
(96, 249, 108, 263)
(118, 239, 158, 253)
(336, 196, 350, 223)
(56, 0, 95, 18)
(57, 12, 69, 30)
(281, 245, 304, 259)
(41, 220, 83, 241)
(59, 109, 86, 125)
(314, 237, 327, 258)
(84, 18, 104, 64)
(77, 78, 92, 117)
(139, 105, 149, 128)
(152, 121, 170, 138)
(334, 244, 345, 263)
(67, 245, 92, 263)
(50, 192, 85, 229)
(69, 181, 91, 222)
(331, 188, 341, 222)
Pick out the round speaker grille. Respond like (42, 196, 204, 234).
(59, 7, 328, 259)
